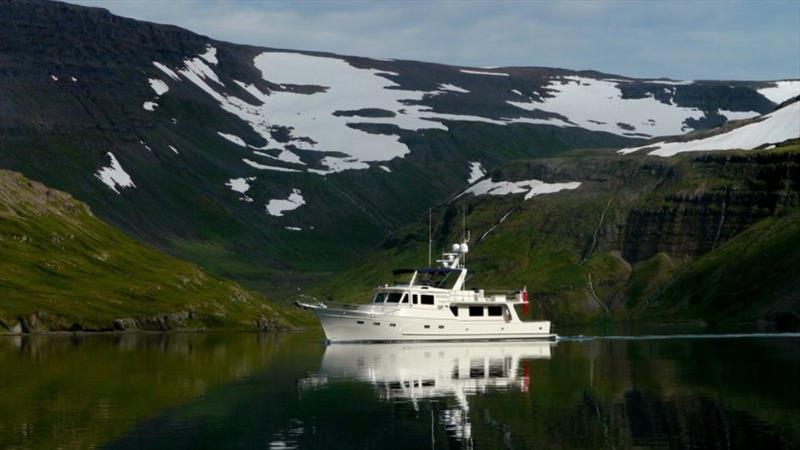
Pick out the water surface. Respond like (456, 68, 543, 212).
(1, 331, 798, 449)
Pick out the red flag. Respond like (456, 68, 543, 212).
(522, 286, 529, 315)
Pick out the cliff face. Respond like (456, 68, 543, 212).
(619, 152, 800, 263)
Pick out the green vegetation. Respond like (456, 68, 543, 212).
(0, 169, 295, 332)
(651, 209, 800, 324)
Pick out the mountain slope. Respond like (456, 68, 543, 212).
(620, 99, 800, 156)
(0, 0, 797, 295)
(0, 168, 289, 332)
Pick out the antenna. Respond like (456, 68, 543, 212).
(462, 204, 466, 243)
(427, 208, 432, 267)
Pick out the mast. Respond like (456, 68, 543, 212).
(428, 208, 432, 267)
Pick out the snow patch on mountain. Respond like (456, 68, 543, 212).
(508, 76, 705, 137)
(460, 69, 509, 77)
(243, 158, 301, 172)
(641, 79, 693, 86)
(153, 62, 180, 81)
(468, 161, 486, 183)
(254, 149, 306, 166)
(379, 165, 391, 173)
(458, 177, 581, 201)
(199, 45, 218, 65)
(438, 83, 470, 94)
(226, 176, 255, 202)
(155, 49, 579, 175)
(218, 131, 247, 147)
(148, 79, 169, 96)
(266, 188, 305, 216)
(226, 177, 254, 193)
(143, 101, 158, 111)
(168, 145, 180, 155)
(95, 152, 135, 194)
(719, 109, 760, 121)
(618, 101, 800, 157)
(757, 81, 800, 104)
(179, 54, 223, 88)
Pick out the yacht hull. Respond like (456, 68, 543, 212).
(314, 307, 555, 343)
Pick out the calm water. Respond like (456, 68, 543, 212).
(1, 331, 798, 449)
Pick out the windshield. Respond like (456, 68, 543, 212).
(386, 292, 404, 303)
(373, 292, 387, 304)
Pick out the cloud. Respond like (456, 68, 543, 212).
(66, 0, 800, 80)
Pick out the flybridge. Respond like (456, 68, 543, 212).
(388, 241, 471, 291)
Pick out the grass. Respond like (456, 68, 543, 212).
(0, 169, 292, 331)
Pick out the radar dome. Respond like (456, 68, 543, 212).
(460, 243, 469, 253)
(452, 243, 461, 252)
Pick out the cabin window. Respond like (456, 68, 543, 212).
(400, 294, 409, 304)
(450, 306, 459, 317)
(373, 293, 386, 304)
(412, 294, 418, 305)
(469, 306, 484, 317)
(420, 294, 435, 305)
(487, 306, 503, 317)
(386, 292, 403, 303)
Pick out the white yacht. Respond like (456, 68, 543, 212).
(299, 239, 555, 343)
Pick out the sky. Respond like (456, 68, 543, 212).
(67, 0, 800, 81)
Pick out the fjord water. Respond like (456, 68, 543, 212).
(1, 332, 798, 449)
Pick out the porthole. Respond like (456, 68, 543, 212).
(390, 323, 397, 327)
(373, 322, 380, 326)
(438, 325, 444, 329)
(356, 320, 364, 325)
(424, 325, 430, 329)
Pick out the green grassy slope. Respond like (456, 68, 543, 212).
(648, 209, 800, 325)
(0, 169, 295, 332)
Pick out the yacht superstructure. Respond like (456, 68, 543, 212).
(299, 236, 555, 343)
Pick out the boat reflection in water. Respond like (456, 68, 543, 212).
(303, 341, 554, 445)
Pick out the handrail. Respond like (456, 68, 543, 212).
(326, 303, 402, 314)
